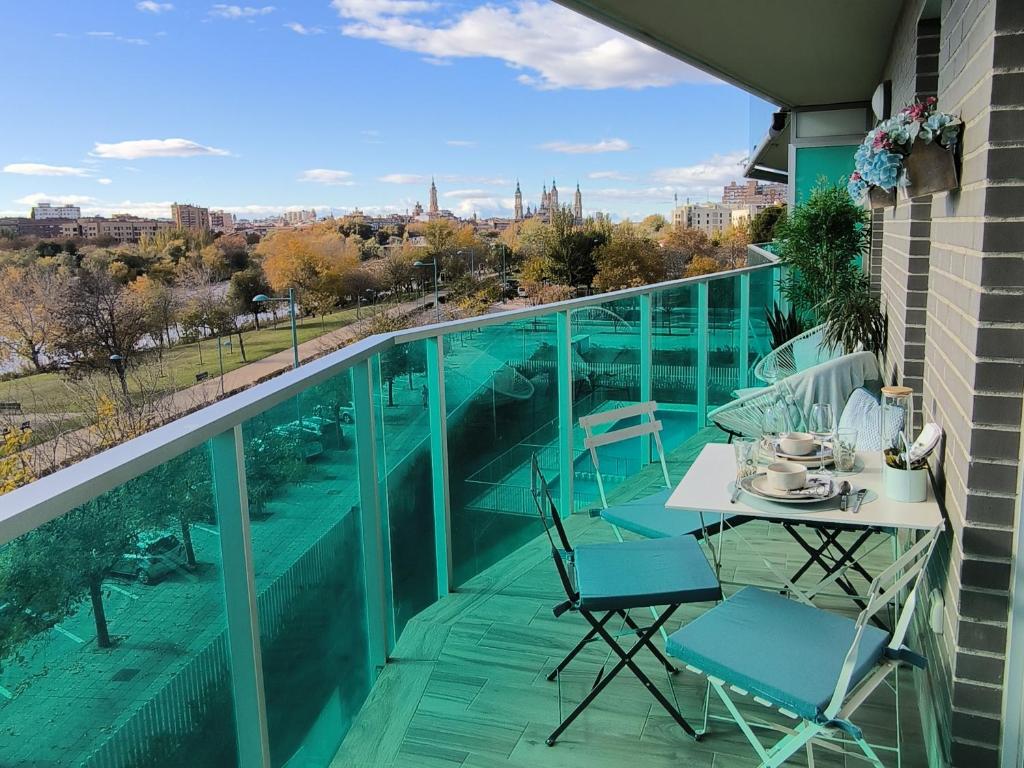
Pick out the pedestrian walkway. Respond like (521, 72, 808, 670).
(24, 297, 431, 473)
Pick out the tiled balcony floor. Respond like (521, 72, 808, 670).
(334, 430, 929, 768)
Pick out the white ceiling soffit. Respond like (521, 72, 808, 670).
(553, 0, 904, 108)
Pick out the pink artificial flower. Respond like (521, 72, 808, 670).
(851, 171, 862, 181)
(872, 131, 891, 150)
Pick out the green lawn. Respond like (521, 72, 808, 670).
(0, 306, 367, 415)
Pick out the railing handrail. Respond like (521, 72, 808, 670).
(0, 261, 777, 545)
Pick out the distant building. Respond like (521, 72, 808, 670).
(209, 210, 236, 233)
(673, 202, 733, 235)
(0, 217, 68, 238)
(514, 181, 523, 220)
(573, 183, 583, 222)
(428, 178, 439, 216)
(63, 215, 174, 243)
(282, 209, 317, 225)
(722, 179, 787, 207)
(31, 202, 82, 220)
(171, 203, 211, 231)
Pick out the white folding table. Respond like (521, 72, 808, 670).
(666, 444, 944, 609)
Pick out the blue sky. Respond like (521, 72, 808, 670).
(1, 1, 774, 221)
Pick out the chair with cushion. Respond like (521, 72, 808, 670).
(580, 401, 741, 542)
(529, 455, 721, 747)
(666, 523, 942, 767)
(710, 351, 882, 441)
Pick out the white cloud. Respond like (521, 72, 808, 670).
(14, 193, 99, 206)
(443, 189, 490, 200)
(299, 168, 355, 185)
(97, 178, 113, 185)
(378, 173, 425, 184)
(137, 1, 174, 13)
(87, 30, 149, 44)
(439, 174, 509, 186)
(445, 139, 477, 147)
(3, 163, 91, 177)
(209, 4, 275, 19)
(91, 138, 231, 159)
(332, 0, 714, 90)
(87, 31, 115, 36)
(541, 138, 630, 154)
(284, 22, 324, 34)
(651, 150, 748, 190)
(449, 197, 514, 217)
(588, 170, 633, 181)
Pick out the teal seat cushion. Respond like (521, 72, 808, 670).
(573, 536, 721, 612)
(600, 489, 739, 539)
(666, 587, 890, 723)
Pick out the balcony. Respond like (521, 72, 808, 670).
(0, 259, 928, 767)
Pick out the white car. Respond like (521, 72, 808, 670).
(109, 533, 190, 585)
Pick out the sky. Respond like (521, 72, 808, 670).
(0, 1, 776, 222)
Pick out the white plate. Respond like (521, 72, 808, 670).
(739, 473, 839, 504)
(773, 440, 832, 461)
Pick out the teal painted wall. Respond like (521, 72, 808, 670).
(794, 144, 857, 203)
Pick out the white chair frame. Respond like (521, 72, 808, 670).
(681, 523, 943, 768)
(753, 324, 839, 385)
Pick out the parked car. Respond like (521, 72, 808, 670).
(339, 401, 355, 424)
(109, 533, 190, 585)
(271, 419, 329, 459)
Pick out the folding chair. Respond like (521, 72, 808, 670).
(529, 455, 721, 746)
(665, 523, 943, 767)
(580, 402, 743, 544)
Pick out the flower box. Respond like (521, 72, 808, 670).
(849, 98, 962, 206)
(901, 139, 959, 198)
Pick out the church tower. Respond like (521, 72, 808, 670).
(428, 178, 439, 215)
(514, 180, 523, 220)
(550, 179, 559, 209)
(573, 182, 582, 221)
(541, 183, 548, 210)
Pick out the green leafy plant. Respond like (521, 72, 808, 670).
(819, 283, 887, 354)
(765, 302, 808, 350)
(774, 183, 869, 322)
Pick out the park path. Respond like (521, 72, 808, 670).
(24, 296, 433, 473)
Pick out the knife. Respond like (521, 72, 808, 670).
(851, 488, 867, 514)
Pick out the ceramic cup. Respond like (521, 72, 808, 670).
(766, 461, 808, 491)
(779, 431, 816, 456)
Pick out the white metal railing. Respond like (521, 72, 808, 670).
(0, 258, 779, 768)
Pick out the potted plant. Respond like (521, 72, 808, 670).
(848, 97, 962, 205)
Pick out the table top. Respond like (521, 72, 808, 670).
(665, 443, 943, 531)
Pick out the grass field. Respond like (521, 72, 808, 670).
(0, 306, 368, 415)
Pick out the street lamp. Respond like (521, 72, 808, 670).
(254, 288, 299, 369)
(414, 260, 440, 322)
(109, 353, 129, 398)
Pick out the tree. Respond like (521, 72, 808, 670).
(750, 205, 786, 244)
(547, 207, 600, 287)
(661, 226, 712, 277)
(0, 261, 65, 372)
(684, 255, 726, 277)
(592, 223, 667, 291)
(228, 266, 271, 329)
(55, 267, 152, 397)
(381, 244, 418, 294)
(423, 220, 456, 271)
(129, 274, 178, 352)
(0, 426, 34, 494)
(718, 223, 750, 269)
(639, 214, 669, 236)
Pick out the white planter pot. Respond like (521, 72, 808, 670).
(883, 463, 928, 503)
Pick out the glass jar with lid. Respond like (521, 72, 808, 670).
(880, 385, 914, 468)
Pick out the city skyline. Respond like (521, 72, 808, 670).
(0, 1, 774, 221)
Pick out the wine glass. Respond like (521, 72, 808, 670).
(808, 403, 835, 474)
(761, 398, 791, 462)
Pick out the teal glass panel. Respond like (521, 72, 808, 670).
(570, 297, 647, 509)
(371, 340, 435, 635)
(707, 274, 742, 408)
(443, 316, 558, 585)
(652, 283, 699, 410)
(749, 267, 777, 383)
(239, 368, 370, 768)
(794, 144, 857, 204)
(0, 445, 239, 767)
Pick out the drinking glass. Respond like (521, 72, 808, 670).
(761, 398, 791, 461)
(733, 437, 759, 482)
(834, 428, 858, 472)
(807, 403, 835, 473)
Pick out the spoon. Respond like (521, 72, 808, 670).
(838, 480, 851, 511)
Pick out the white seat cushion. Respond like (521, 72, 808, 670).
(839, 387, 902, 451)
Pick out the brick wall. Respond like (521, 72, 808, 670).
(877, 0, 1024, 766)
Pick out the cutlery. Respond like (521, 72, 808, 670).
(730, 483, 743, 504)
(851, 488, 867, 514)
(838, 481, 851, 511)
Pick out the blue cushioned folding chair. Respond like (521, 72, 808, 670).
(666, 523, 942, 767)
(580, 402, 743, 543)
(529, 455, 721, 747)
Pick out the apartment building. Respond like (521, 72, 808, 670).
(61, 215, 174, 243)
(31, 202, 82, 220)
(171, 202, 211, 231)
(283, 209, 317, 225)
(722, 179, 787, 207)
(671, 202, 733, 235)
(209, 209, 236, 233)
